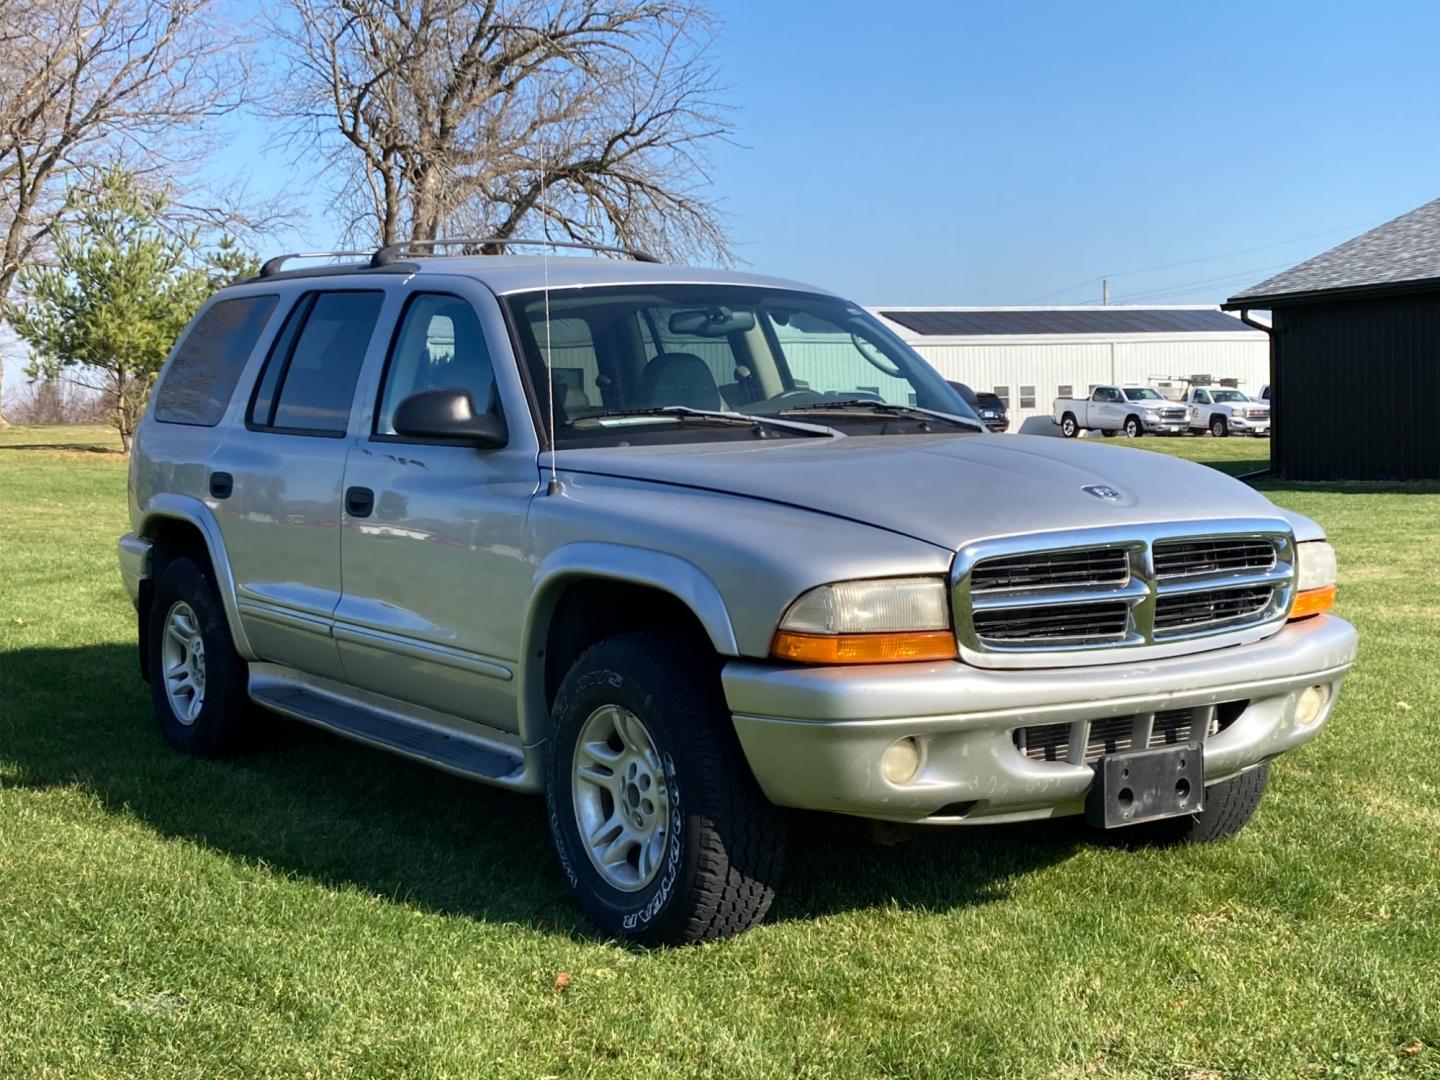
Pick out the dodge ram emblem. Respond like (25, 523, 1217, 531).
(1083, 484, 1122, 501)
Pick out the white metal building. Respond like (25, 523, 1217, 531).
(870, 306, 1269, 433)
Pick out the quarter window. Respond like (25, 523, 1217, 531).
(377, 294, 497, 436)
(154, 295, 278, 426)
(249, 291, 384, 435)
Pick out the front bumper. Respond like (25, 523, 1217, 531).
(723, 614, 1357, 824)
(1144, 417, 1189, 434)
(118, 533, 151, 608)
(1231, 417, 1271, 435)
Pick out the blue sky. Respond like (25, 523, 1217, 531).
(200, 0, 1440, 309)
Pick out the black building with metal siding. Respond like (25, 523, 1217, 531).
(1224, 199, 1440, 481)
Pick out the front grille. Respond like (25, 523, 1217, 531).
(1159, 406, 1187, 420)
(970, 548, 1128, 591)
(973, 600, 1130, 644)
(955, 524, 1294, 657)
(1153, 537, 1277, 578)
(1014, 703, 1243, 763)
(1154, 585, 1275, 635)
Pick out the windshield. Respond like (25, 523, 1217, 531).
(506, 285, 978, 446)
(1211, 389, 1250, 403)
(1123, 387, 1164, 401)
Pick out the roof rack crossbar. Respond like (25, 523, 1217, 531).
(258, 251, 374, 278)
(369, 236, 660, 267)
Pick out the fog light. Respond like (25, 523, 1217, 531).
(881, 737, 922, 785)
(1295, 684, 1330, 727)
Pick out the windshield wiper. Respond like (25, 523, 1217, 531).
(775, 400, 984, 431)
(565, 406, 836, 437)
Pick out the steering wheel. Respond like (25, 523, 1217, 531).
(850, 333, 903, 378)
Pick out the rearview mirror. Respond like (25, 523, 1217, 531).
(668, 306, 756, 337)
(392, 388, 508, 447)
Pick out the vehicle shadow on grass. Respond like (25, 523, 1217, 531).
(0, 643, 1079, 939)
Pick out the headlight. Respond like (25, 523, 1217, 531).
(1291, 541, 1337, 619)
(772, 576, 956, 664)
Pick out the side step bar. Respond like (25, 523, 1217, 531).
(250, 674, 530, 787)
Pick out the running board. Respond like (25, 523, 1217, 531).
(250, 674, 529, 787)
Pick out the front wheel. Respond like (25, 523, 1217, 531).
(1123, 415, 1142, 438)
(1060, 413, 1079, 438)
(1210, 416, 1228, 438)
(545, 633, 785, 943)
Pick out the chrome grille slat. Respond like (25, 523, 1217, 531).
(1153, 537, 1276, 578)
(1154, 585, 1274, 636)
(972, 600, 1130, 644)
(970, 548, 1129, 592)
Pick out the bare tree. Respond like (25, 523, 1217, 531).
(0, 0, 252, 423)
(269, 0, 732, 261)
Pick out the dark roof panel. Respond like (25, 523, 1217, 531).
(1228, 197, 1440, 304)
(878, 308, 1257, 337)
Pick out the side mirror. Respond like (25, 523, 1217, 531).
(392, 388, 508, 447)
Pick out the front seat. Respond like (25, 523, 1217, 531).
(639, 352, 722, 411)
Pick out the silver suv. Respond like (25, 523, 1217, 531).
(118, 241, 1358, 942)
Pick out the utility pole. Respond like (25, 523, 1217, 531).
(1102, 278, 1109, 306)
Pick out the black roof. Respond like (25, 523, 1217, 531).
(1225, 197, 1440, 308)
(878, 308, 1257, 337)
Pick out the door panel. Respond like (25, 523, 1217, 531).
(216, 289, 389, 679)
(334, 288, 538, 729)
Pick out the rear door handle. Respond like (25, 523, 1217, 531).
(345, 486, 375, 518)
(209, 471, 233, 499)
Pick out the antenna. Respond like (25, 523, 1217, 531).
(540, 152, 559, 496)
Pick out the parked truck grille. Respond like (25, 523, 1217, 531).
(1153, 537, 1276, 577)
(1154, 585, 1275, 635)
(955, 524, 1294, 658)
(972, 600, 1130, 644)
(969, 548, 1129, 591)
(1159, 406, 1186, 420)
(1013, 703, 1244, 764)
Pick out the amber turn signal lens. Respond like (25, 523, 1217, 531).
(771, 630, 958, 664)
(1290, 584, 1337, 620)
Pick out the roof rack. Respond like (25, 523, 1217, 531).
(369, 236, 661, 267)
(257, 251, 374, 278)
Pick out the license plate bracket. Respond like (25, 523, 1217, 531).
(1085, 741, 1204, 828)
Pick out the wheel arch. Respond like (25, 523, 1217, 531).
(518, 543, 740, 750)
(137, 493, 254, 660)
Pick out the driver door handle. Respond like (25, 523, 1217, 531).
(345, 486, 374, 519)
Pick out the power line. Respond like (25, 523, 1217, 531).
(1024, 216, 1387, 304)
(1106, 260, 1298, 305)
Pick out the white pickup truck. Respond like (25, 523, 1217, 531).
(1187, 387, 1270, 437)
(1053, 385, 1190, 438)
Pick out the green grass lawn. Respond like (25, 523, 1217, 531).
(1, 425, 1437, 1078)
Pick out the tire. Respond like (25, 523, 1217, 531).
(1097, 762, 1269, 846)
(1210, 415, 1228, 438)
(1123, 415, 1142, 438)
(147, 556, 255, 756)
(545, 632, 785, 944)
(1060, 413, 1079, 438)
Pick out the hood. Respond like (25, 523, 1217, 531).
(556, 433, 1287, 550)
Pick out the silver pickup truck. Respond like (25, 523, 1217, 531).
(1055, 385, 1191, 438)
(118, 243, 1357, 942)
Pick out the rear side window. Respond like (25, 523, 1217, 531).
(249, 291, 384, 436)
(154, 295, 278, 426)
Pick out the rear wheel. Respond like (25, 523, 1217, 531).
(1210, 415, 1228, 438)
(1123, 415, 1142, 438)
(1060, 413, 1079, 438)
(1096, 763, 1269, 846)
(147, 557, 255, 756)
(545, 632, 785, 943)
